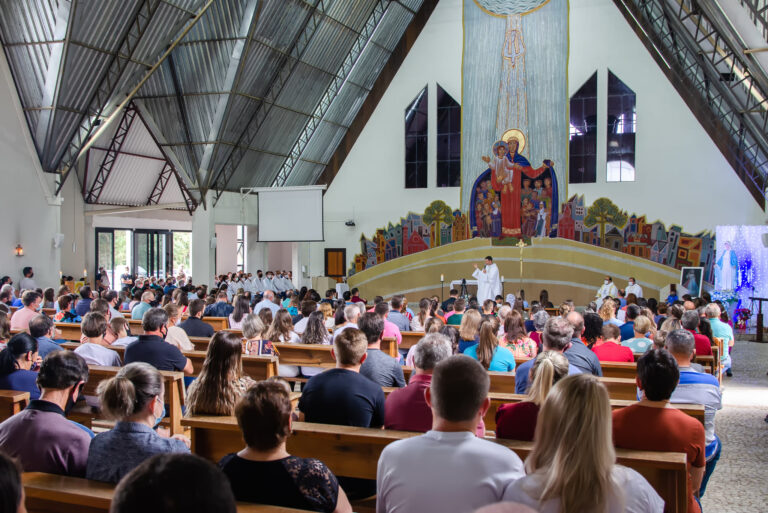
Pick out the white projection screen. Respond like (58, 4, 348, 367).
(257, 188, 324, 241)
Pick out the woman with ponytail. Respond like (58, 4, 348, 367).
(86, 362, 190, 483)
(495, 350, 568, 441)
(462, 318, 516, 372)
(0, 333, 40, 399)
(502, 374, 664, 512)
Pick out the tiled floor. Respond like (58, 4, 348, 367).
(700, 339, 768, 512)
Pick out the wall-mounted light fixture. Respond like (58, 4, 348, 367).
(14, 244, 23, 257)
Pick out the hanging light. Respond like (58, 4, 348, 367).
(14, 244, 23, 257)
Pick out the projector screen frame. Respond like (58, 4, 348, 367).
(241, 185, 327, 242)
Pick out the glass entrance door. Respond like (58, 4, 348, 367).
(133, 230, 172, 279)
(95, 229, 133, 288)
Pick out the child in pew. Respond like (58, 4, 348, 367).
(502, 374, 664, 512)
(0, 450, 24, 513)
(185, 331, 256, 416)
(219, 380, 353, 513)
(110, 317, 138, 347)
(86, 362, 190, 483)
(0, 333, 40, 400)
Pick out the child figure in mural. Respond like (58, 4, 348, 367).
(521, 198, 536, 237)
(521, 178, 533, 201)
(491, 201, 502, 238)
(482, 203, 494, 238)
(543, 177, 553, 201)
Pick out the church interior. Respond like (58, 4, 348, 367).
(0, 0, 766, 511)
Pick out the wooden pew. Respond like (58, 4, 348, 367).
(483, 392, 705, 431)
(183, 417, 688, 513)
(401, 367, 637, 399)
(184, 351, 278, 380)
(42, 308, 56, 317)
(54, 323, 82, 341)
(0, 390, 30, 422)
(67, 366, 186, 436)
(399, 331, 422, 350)
(22, 472, 314, 513)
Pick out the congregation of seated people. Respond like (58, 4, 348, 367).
(0, 267, 730, 512)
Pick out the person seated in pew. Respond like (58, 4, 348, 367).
(446, 298, 466, 326)
(253, 290, 280, 317)
(377, 355, 524, 513)
(500, 310, 537, 359)
(9, 291, 42, 332)
(83, 299, 118, 345)
(162, 304, 194, 352)
(0, 450, 24, 513)
(457, 308, 483, 354)
(86, 362, 190, 483)
(124, 308, 193, 376)
(228, 295, 251, 331)
(219, 380, 353, 513)
(665, 329, 722, 497)
(0, 351, 91, 476)
(28, 314, 65, 358)
(404, 316, 445, 367)
(514, 317, 582, 395)
(177, 299, 215, 338)
(621, 314, 654, 354)
(75, 286, 94, 317)
(582, 312, 604, 348)
(463, 318, 516, 372)
(112, 453, 236, 513)
(332, 304, 360, 339)
(267, 309, 301, 378)
(502, 374, 663, 512)
(528, 309, 549, 348)
(186, 332, 256, 416)
(110, 317, 138, 347)
(591, 324, 634, 363)
(374, 301, 403, 347)
(564, 312, 603, 376)
(358, 312, 405, 388)
(298, 311, 333, 379)
(612, 349, 706, 513)
(104, 290, 124, 319)
(131, 290, 155, 321)
(319, 301, 335, 329)
(681, 311, 714, 357)
(495, 351, 569, 441)
(242, 314, 274, 356)
(292, 299, 317, 334)
(73, 313, 122, 368)
(386, 334, 486, 436)
(53, 294, 81, 323)
(0, 313, 10, 350)
(0, 333, 40, 400)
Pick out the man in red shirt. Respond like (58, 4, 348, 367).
(591, 324, 633, 362)
(385, 333, 484, 436)
(612, 348, 706, 513)
(681, 311, 713, 356)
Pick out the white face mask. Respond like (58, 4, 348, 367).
(604, 280, 609, 285)
(629, 281, 635, 286)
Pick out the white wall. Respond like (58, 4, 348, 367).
(308, 0, 464, 276)
(214, 224, 238, 274)
(567, 0, 766, 233)
(0, 43, 63, 289)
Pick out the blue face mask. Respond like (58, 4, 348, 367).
(154, 403, 167, 428)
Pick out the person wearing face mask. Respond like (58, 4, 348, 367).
(0, 333, 41, 399)
(262, 271, 276, 292)
(124, 308, 194, 376)
(0, 350, 92, 476)
(594, 276, 618, 308)
(625, 277, 643, 299)
(85, 362, 190, 483)
(18, 267, 37, 293)
(9, 290, 43, 331)
(227, 274, 241, 301)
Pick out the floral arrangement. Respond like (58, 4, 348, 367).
(734, 308, 751, 330)
(711, 290, 739, 303)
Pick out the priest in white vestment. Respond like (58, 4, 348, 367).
(625, 277, 643, 299)
(595, 276, 618, 307)
(472, 256, 502, 303)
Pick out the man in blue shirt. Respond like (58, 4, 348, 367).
(163, 277, 177, 296)
(131, 291, 155, 320)
(124, 308, 193, 375)
(28, 314, 64, 358)
(204, 291, 235, 318)
(387, 295, 411, 332)
(620, 304, 641, 341)
(565, 311, 602, 376)
(74, 286, 94, 317)
(515, 316, 582, 394)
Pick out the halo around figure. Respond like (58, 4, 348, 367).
(473, 0, 551, 17)
(502, 128, 526, 154)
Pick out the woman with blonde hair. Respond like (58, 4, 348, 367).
(186, 332, 256, 416)
(86, 362, 190, 483)
(599, 299, 622, 327)
(502, 374, 663, 512)
(640, 307, 657, 340)
(501, 310, 537, 359)
(163, 304, 194, 352)
(495, 351, 568, 441)
(457, 308, 483, 353)
(463, 318, 515, 372)
(319, 301, 335, 329)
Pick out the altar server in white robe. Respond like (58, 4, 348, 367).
(595, 276, 618, 307)
(472, 256, 502, 303)
(625, 277, 643, 298)
(262, 271, 276, 293)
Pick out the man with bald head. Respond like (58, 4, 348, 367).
(565, 311, 602, 376)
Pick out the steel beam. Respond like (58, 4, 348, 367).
(85, 103, 138, 203)
(147, 163, 174, 205)
(167, 54, 200, 178)
(208, 0, 332, 202)
(271, 0, 390, 187)
(54, 0, 213, 196)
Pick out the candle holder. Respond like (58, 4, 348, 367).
(440, 274, 445, 303)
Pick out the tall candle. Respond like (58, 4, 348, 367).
(440, 274, 444, 282)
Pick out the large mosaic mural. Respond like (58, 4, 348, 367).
(350, 195, 715, 283)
